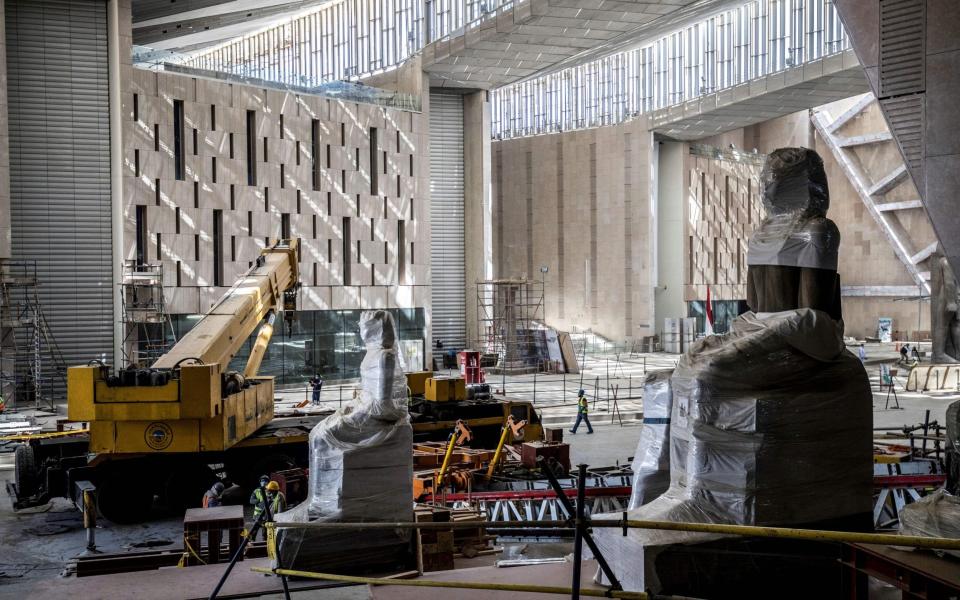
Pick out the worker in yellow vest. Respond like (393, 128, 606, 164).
(250, 475, 286, 540)
(569, 389, 594, 434)
(265, 481, 287, 514)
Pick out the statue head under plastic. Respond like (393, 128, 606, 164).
(761, 147, 830, 218)
(359, 310, 397, 350)
(747, 146, 842, 322)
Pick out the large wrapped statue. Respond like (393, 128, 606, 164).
(593, 148, 873, 595)
(276, 310, 413, 572)
(746, 148, 842, 320)
(930, 247, 960, 363)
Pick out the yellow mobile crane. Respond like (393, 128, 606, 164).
(13, 240, 311, 522)
(69, 239, 299, 456)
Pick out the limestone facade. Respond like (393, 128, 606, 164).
(493, 100, 935, 341)
(492, 119, 656, 342)
(122, 68, 431, 318)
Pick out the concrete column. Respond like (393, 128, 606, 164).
(463, 91, 491, 348)
(0, 0, 10, 260)
(419, 73, 433, 369)
(108, 0, 130, 367)
(654, 141, 686, 332)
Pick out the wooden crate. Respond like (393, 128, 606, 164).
(414, 507, 454, 572)
(183, 506, 244, 566)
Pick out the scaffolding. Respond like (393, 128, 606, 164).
(476, 279, 545, 374)
(0, 260, 66, 411)
(120, 261, 176, 368)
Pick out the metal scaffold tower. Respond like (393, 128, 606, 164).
(0, 260, 66, 411)
(476, 279, 544, 374)
(120, 261, 176, 368)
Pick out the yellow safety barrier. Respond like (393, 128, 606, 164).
(0, 428, 89, 442)
(178, 537, 207, 567)
(265, 522, 277, 561)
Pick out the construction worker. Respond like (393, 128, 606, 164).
(899, 344, 910, 365)
(250, 475, 270, 540)
(203, 482, 225, 508)
(570, 389, 594, 434)
(265, 481, 287, 515)
(309, 374, 324, 406)
(250, 475, 269, 513)
(250, 476, 287, 539)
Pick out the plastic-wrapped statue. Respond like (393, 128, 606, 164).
(277, 310, 413, 572)
(931, 248, 960, 363)
(592, 148, 872, 595)
(628, 370, 673, 509)
(746, 147, 842, 321)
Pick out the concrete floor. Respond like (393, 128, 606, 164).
(0, 343, 954, 598)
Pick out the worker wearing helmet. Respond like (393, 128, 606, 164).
(265, 480, 287, 515)
(203, 482, 225, 508)
(570, 389, 594, 434)
(250, 476, 287, 539)
(250, 475, 270, 517)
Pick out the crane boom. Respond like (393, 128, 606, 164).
(67, 239, 300, 454)
(153, 240, 299, 373)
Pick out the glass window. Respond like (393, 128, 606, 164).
(687, 300, 749, 334)
(491, 0, 847, 139)
(166, 309, 426, 385)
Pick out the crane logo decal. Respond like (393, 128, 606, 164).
(144, 422, 173, 450)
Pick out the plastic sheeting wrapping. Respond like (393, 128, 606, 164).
(747, 148, 840, 271)
(593, 309, 873, 593)
(898, 490, 960, 559)
(629, 370, 673, 509)
(277, 310, 413, 572)
(946, 399, 960, 453)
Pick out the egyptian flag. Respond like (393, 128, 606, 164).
(705, 286, 714, 335)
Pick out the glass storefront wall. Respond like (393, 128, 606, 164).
(167, 308, 426, 386)
(687, 300, 749, 335)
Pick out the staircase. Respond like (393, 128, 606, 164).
(811, 93, 937, 295)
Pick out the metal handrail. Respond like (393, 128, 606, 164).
(251, 568, 650, 599)
(266, 517, 960, 551)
